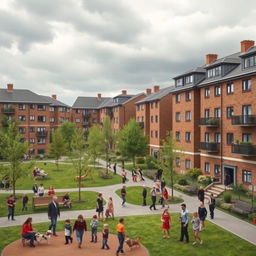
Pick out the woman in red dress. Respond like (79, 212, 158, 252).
(161, 208, 171, 238)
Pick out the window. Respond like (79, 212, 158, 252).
(242, 133, 252, 143)
(214, 165, 221, 176)
(59, 117, 65, 123)
(37, 138, 46, 144)
(227, 83, 234, 94)
(185, 132, 191, 142)
(155, 115, 158, 123)
(29, 104, 35, 109)
(49, 107, 55, 112)
(29, 127, 35, 133)
(175, 131, 181, 141)
(185, 75, 193, 84)
(29, 138, 35, 144)
(75, 118, 80, 123)
(204, 109, 210, 118)
(38, 149, 45, 154)
(244, 55, 256, 68)
(227, 133, 234, 145)
(185, 159, 191, 169)
(243, 170, 252, 183)
(205, 88, 210, 98)
(185, 111, 191, 121)
(155, 131, 158, 138)
(30, 115, 35, 121)
(155, 102, 158, 108)
(37, 105, 46, 111)
(215, 133, 221, 143)
(60, 107, 67, 112)
(242, 79, 251, 91)
(50, 117, 55, 123)
(18, 104, 26, 110)
(242, 105, 252, 116)
(176, 157, 181, 167)
(75, 109, 80, 114)
(176, 78, 183, 87)
(150, 130, 154, 138)
(215, 86, 221, 96)
(18, 115, 26, 121)
(205, 162, 210, 173)
(207, 66, 221, 78)
(175, 112, 181, 122)
(150, 102, 154, 109)
(37, 116, 46, 122)
(226, 107, 234, 119)
(185, 91, 192, 101)
(214, 108, 221, 118)
(176, 94, 181, 103)
(151, 116, 154, 123)
(19, 127, 25, 134)
(205, 133, 210, 142)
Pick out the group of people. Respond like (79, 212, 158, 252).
(32, 184, 55, 197)
(33, 166, 48, 179)
(96, 193, 114, 220)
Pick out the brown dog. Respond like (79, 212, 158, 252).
(125, 237, 141, 250)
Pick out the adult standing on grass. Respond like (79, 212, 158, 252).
(96, 193, 104, 220)
(106, 197, 114, 219)
(198, 186, 205, 202)
(149, 186, 157, 210)
(208, 193, 216, 219)
(121, 169, 127, 184)
(73, 214, 87, 248)
(198, 202, 207, 230)
(116, 218, 125, 256)
(22, 194, 29, 211)
(161, 208, 171, 238)
(179, 203, 189, 243)
(142, 185, 147, 206)
(113, 162, 117, 175)
(121, 186, 127, 207)
(48, 195, 60, 236)
(7, 194, 16, 221)
(21, 217, 36, 247)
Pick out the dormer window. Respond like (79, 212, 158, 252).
(185, 75, 193, 84)
(207, 66, 221, 78)
(244, 55, 256, 68)
(176, 78, 183, 87)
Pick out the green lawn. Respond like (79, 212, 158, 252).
(2, 162, 121, 190)
(0, 191, 100, 217)
(0, 214, 255, 256)
(116, 186, 183, 206)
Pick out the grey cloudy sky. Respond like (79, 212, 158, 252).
(0, 0, 256, 105)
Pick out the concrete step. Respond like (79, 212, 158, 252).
(209, 187, 225, 194)
(205, 191, 219, 197)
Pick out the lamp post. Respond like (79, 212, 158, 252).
(163, 155, 174, 200)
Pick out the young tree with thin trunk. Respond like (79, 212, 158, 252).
(117, 119, 148, 167)
(59, 121, 76, 152)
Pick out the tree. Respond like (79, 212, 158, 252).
(59, 121, 76, 152)
(0, 123, 29, 196)
(117, 119, 148, 167)
(50, 129, 66, 170)
(69, 128, 90, 201)
(159, 131, 183, 200)
(87, 125, 104, 167)
(102, 116, 115, 173)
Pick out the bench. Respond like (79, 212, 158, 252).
(231, 200, 253, 215)
(32, 196, 65, 209)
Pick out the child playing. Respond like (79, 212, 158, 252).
(64, 219, 73, 244)
(90, 215, 99, 243)
(161, 208, 171, 238)
(101, 223, 110, 250)
(22, 194, 29, 211)
(192, 212, 203, 245)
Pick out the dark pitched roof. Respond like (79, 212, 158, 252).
(98, 94, 136, 108)
(0, 89, 50, 104)
(40, 95, 71, 108)
(173, 67, 206, 79)
(240, 46, 256, 57)
(72, 96, 111, 109)
(136, 86, 174, 104)
(204, 52, 241, 68)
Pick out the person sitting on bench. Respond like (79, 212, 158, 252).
(21, 217, 36, 247)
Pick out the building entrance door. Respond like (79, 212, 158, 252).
(223, 166, 236, 186)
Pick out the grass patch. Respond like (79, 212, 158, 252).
(0, 191, 101, 217)
(115, 186, 183, 206)
(0, 214, 255, 255)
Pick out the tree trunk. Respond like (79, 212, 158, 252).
(133, 156, 135, 168)
(78, 170, 81, 202)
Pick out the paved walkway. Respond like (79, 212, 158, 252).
(0, 159, 256, 246)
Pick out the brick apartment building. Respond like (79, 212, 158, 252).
(136, 85, 173, 156)
(0, 84, 71, 155)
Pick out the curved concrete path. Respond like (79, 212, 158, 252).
(0, 158, 256, 246)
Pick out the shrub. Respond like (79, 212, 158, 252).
(248, 213, 256, 220)
(136, 157, 145, 164)
(186, 168, 202, 180)
(223, 192, 232, 203)
(144, 170, 156, 180)
(178, 178, 189, 186)
(99, 171, 112, 179)
(220, 203, 232, 210)
(185, 184, 198, 194)
(145, 156, 157, 169)
(197, 175, 212, 186)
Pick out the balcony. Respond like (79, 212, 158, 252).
(232, 143, 256, 156)
(231, 115, 256, 126)
(199, 117, 219, 127)
(36, 131, 48, 137)
(83, 112, 91, 118)
(199, 142, 219, 152)
(1, 107, 15, 114)
(83, 121, 90, 127)
(137, 122, 144, 129)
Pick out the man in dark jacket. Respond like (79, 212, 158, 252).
(48, 196, 60, 236)
(142, 185, 147, 206)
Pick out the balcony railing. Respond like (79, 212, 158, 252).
(137, 122, 144, 128)
(83, 112, 91, 118)
(1, 107, 15, 114)
(232, 144, 256, 156)
(199, 117, 219, 127)
(199, 142, 219, 152)
(36, 131, 48, 137)
(231, 115, 256, 126)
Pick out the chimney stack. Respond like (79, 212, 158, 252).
(206, 54, 218, 65)
(240, 40, 255, 53)
(97, 93, 102, 99)
(51, 94, 57, 100)
(153, 85, 160, 93)
(146, 88, 152, 94)
(121, 90, 127, 95)
(7, 83, 13, 91)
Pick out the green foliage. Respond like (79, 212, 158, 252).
(223, 192, 232, 203)
(59, 121, 76, 151)
(197, 175, 212, 186)
(178, 178, 189, 186)
(136, 156, 145, 164)
(248, 213, 256, 220)
(220, 203, 232, 210)
(117, 119, 148, 167)
(50, 129, 66, 170)
(145, 155, 158, 169)
(186, 168, 202, 180)
(230, 184, 247, 200)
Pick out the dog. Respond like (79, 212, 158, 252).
(125, 237, 141, 250)
(36, 230, 52, 244)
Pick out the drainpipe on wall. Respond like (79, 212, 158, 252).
(220, 84, 224, 185)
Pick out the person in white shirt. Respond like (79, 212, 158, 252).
(38, 184, 44, 197)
